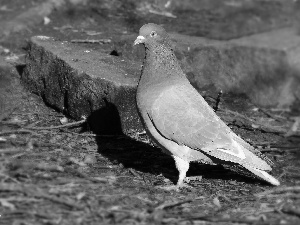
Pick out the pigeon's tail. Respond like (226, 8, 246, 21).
(204, 140, 280, 185)
(206, 140, 272, 171)
(232, 133, 274, 166)
(242, 164, 280, 186)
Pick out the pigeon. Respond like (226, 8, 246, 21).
(133, 23, 280, 189)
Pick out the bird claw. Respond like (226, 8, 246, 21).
(185, 176, 202, 183)
(155, 175, 199, 191)
(156, 185, 179, 191)
(156, 183, 193, 191)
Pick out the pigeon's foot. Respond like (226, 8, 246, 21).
(156, 175, 194, 191)
(156, 185, 179, 191)
(156, 183, 192, 191)
(184, 176, 202, 183)
(156, 156, 196, 191)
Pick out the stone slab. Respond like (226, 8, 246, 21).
(171, 28, 300, 107)
(22, 36, 143, 135)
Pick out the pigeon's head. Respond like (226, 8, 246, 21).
(134, 23, 172, 49)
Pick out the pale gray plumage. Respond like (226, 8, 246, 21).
(134, 23, 280, 188)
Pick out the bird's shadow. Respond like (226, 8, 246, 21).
(87, 102, 266, 186)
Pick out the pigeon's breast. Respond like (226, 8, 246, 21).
(136, 81, 168, 112)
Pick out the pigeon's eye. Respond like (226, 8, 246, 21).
(150, 31, 157, 37)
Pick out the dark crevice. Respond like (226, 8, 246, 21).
(63, 90, 69, 114)
(86, 98, 123, 135)
(110, 50, 121, 56)
(15, 65, 26, 76)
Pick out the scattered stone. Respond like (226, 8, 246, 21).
(83, 154, 97, 164)
(60, 117, 68, 125)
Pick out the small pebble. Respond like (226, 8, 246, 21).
(0, 137, 7, 142)
(60, 117, 68, 124)
(83, 154, 97, 164)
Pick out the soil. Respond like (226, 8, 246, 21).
(0, 1, 300, 224)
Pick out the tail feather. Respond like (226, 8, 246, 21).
(243, 164, 280, 186)
(232, 133, 274, 166)
(205, 140, 271, 171)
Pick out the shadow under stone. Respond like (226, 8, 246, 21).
(81, 96, 297, 187)
(87, 102, 267, 186)
(94, 132, 267, 186)
(86, 98, 123, 135)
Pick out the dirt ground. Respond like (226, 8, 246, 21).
(1, 1, 300, 224)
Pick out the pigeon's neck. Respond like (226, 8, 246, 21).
(139, 44, 186, 88)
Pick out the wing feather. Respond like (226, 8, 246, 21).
(151, 84, 231, 148)
(149, 84, 271, 170)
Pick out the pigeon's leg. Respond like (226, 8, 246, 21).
(156, 156, 190, 191)
(173, 155, 190, 187)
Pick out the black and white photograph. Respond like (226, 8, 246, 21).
(0, 0, 300, 224)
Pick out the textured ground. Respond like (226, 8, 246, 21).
(1, 0, 300, 224)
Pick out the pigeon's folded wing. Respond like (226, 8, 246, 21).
(149, 84, 271, 170)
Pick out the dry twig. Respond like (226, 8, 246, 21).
(255, 186, 300, 197)
(282, 205, 300, 218)
(0, 129, 39, 136)
(0, 183, 83, 210)
(187, 216, 272, 225)
(155, 199, 193, 210)
(71, 39, 111, 44)
(25, 119, 86, 130)
(221, 109, 287, 134)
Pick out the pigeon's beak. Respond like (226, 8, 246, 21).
(134, 36, 145, 46)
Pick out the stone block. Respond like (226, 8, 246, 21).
(22, 36, 143, 135)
